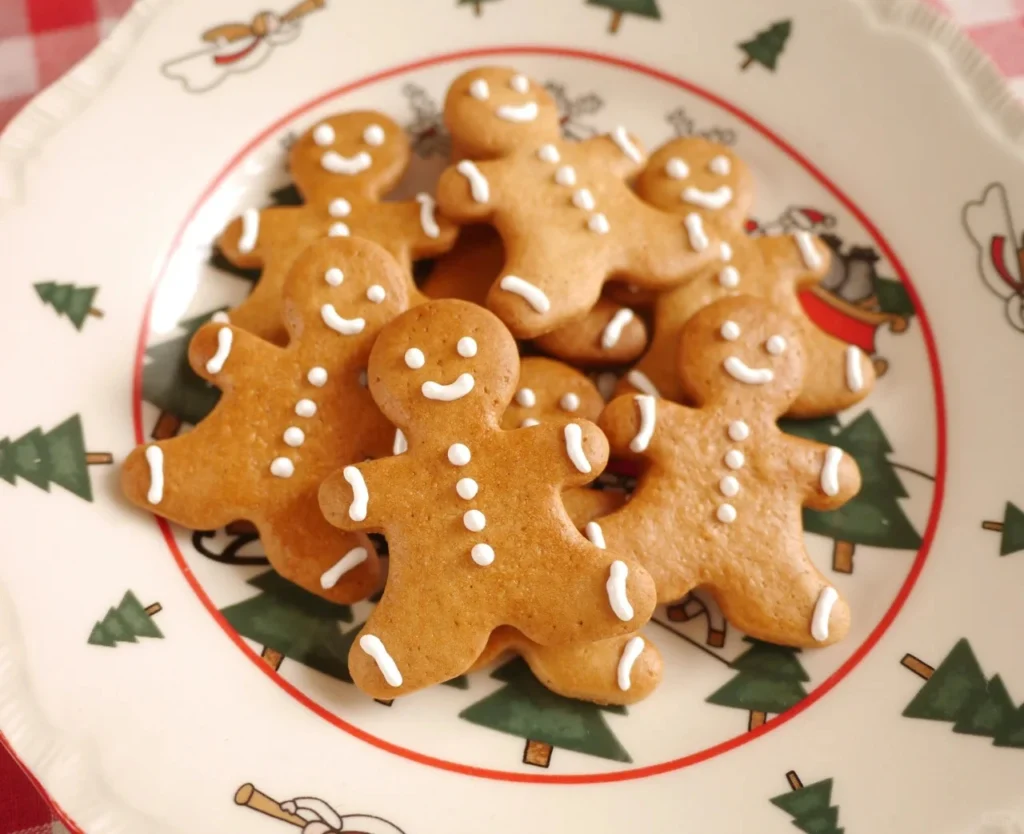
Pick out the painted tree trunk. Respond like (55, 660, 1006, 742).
(741, 56, 754, 70)
(901, 654, 935, 680)
(523, 739, 554, 767)
(786, 770, 804, 790)
(982, 521, 1004, 533)
(609, 10, 623, 33)
(749, 710, 767, 731)
(234, 783, 306, 826)
(833, 540, 855, 574)
(473, 0, 481, 14)
(86, 452, 114, 466)
(262, 646, 284, 672)
(89, 307, 104, 319)
(144, 603, 162, 617)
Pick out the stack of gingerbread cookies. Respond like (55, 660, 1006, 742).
(122, 65, 874, 706)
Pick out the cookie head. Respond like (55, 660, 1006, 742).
(281, 237, 409, 353)
(290, 111, 409, 200)
(678, 295, 806, 413)
(637, 138, 754, 233)
(367, 299, 520, 431)
(502, 357, 604, 430)
(444, 67, 560, 160)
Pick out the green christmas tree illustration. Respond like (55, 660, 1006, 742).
(142, 309, 225, 440)
(459, 657, 630, 767)
(875, 276, 917, 318)
(982, 501, 1024, 556)
(586, 0, 661, 34)
(0, 414, 112, 503)
(706, 638, 809, 730)
(220, 570, 359, 680)
(88, 591, 163, 647)
(781, 410, 922, 573)
(901, 638, 1024, 749)
(457, 0, 501, 16)
(738, 20, 792, 72)
(34, 282, 103, 331)
(771, 771, 843, 834)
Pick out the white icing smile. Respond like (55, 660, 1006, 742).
(496, 101, 539, 122)
(682, 185, 734, 210)
(321, 150, 372, 175)
(321, 304, 365, 335)
(723, 356, 774, 385)
(422, 372, 475, 401)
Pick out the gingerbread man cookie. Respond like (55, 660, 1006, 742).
(620, 137, 876, 416)
(218, 110, 457, 344)
(123, 238, 410, 603)
(423, 226, 650, 366)
(318, 299, 657, 698)
(598, 295, 859, 647)
(434, 67, 720, 339)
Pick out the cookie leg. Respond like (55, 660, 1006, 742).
(710, 559, 850, 648)
(788, 325, 876, 418)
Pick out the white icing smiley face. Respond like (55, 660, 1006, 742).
(406, 336, 483, 403)
(311, 118, 390, 176)
(465, 72, 540, 123)
(661, 148, 736, 212)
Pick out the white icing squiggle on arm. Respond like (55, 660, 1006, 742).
(416, 193, 440, 238)
(238, 209, 260, 253)
(564, 423, 591, 474)
(601, 308, 634, 349)
(812, 586, 839, 642)
(145, 445, 164, 505)
(630, 395, 656, 453)
(343, 466, 368, 521)
(320, 546, 369, 589)
(500, 276, 550, 313)
(820, 446, 843, 496)
(456, 160, 490, 203)
(585, 521, 606, 549)
(794, 230, 824, 270)
(617, 636, 645, 691)
(606, 560, 634, 621)
(845, 345, 864, 392)
(359, 634, 403, 686)
(610, 126, 643, 163)
(205, 327, 233, 374)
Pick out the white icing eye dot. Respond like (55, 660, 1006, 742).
(366, 285, 386, 303)
(665, 157, 689, 179)
(404, 348, 425, 369)
(325, 267, 344, 286)
(720, 321, 741, 341)
(469, 78, 490, 100)
(765, 334, 787, 355)
(283, 427, 305, 447)
(709, 155, 731, 175)
(728, 420, 750, 441)
(312, 123, 335, 146)
(457, 336, 478, 358)
(560, 392, 580, 412)
(308, 367, 328, 387)
(515, 388, 536, 407)
(509, 74, 530, 93)
(363, 124, 385, 146)
(329, 198, 351, 217)
(448, 443, 471, 466)
(537, 144, 560, 163)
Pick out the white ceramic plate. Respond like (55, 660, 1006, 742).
(2, 1, 1023, 832)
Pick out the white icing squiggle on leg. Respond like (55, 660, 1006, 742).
(320, 546, 369, 590)
(360, 634, 403, 686)
(845, 345, 864, 392)
(606, 560, 634, 621)
(820, 446, 843, 496)
(617, 636, 645, 691)
(630, 395, 656, 453)
(626, 369, 660, 398)
(456, 160, 490, 203)
(145, 445, 164, 505)
(601, 308, 634, 349)
(238, 209, 260, 253)
(344, 466, 368, 521)
(811, 586, 839, 642)
(499, 275, 550, 313)
(564, 423, 591, 474)
(205, 327, 233, 375)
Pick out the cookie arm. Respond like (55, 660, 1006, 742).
(622, 206, 722, 290)
(756, 232, 830, 291)
(790, 325, 876, 418)
(217, 206, 276, 269)
(187, 322, 281, 389)
(598, 394, 668, 460)
(318, 457, 403, 533)
(579, 130, 648, 180)
(435, 160, 500, 223)
(398, 197, 460, 259)
(784, 436, 862, 511)
(526, 420, 609, 488)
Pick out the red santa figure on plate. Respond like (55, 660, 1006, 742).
(162, 1, 324, 94)
(963, 182, 1024, 332)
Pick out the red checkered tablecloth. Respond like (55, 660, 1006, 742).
(1, 0, 1023, 830)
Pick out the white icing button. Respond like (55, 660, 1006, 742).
(520, 418, 540, 428)
(456, 478, 479, 500)
(560, 392, 580, 412)
(325, 267, 344, 286)
(719, 475, 740, 497)
(471, 543, 495, 566)
(328, 222, 350, 237)
(709, 154, 731, 175)
(587, 213, 610, 235)
(765, 335, 787, 355)
(463, 509, 486, 532)
(363, 124, 385, 146)
(665, 157, 689, 179)
(537, 144, 560, 163)
(457, 336, 478, 358)
(210, 311, 230, 324)
(366, 284, 386, 303)
(555, 165, 576, 186)
(283, 427, 305, 447)
(404, 348, 425, 369)
(469, 78, 490, 100)
(717, 503, 737, 523)
(718, 266, 740, 289)
(308, 367, 328, 387)
(728, 420, 749, 441)
(270, 457, 294, 478)
(509, 73, 529, 93)
(720, 241, 734, 262)
(448, 443, 471, 466)
(572, 188, 595, 210)
(515, 388, 536, 407)
(720, 320, 741, 341)
(724, 449, 745, 469)
(295, 399, 317, 417)
(312, 123, 335, 146)
(329, 198, 351, 217)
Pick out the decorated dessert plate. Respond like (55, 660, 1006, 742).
(1, 0, 1023, 831)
